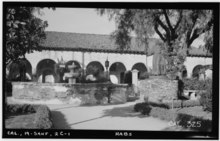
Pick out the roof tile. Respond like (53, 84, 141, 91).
(40, 31, 212, 57)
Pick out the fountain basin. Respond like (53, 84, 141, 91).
(64, 72, 80, 78)
(11, 82, 129, 105)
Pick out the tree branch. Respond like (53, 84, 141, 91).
(174, 10, 183, 30)
(188, 29, 200, 47)
(188, 17, 213, 47)
(154, 23, 166, 42)
(155, 16, 169, 34)
(163, 9, 173, 31)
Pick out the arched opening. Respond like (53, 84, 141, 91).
(36, 59, 56, 83)
(109, 62, 126, 84)
(86, 61, 104, 77)
(192, 65, 203, 78)
(124, 71, 132, 85)
(182, 69, 188, 79)
(132, 63, 148, 79)
(7, 58, 32, 81)
(65, 60, 81, 71)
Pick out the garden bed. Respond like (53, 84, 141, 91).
(5, 104, 53, 129)
(134, 102, 212, 131)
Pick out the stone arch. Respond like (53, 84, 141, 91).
(86, 61, 104, 76)
(36, 59, 57, 83)
(109, 62, 126, 84)
(132, 63, 148, 79)
(7, 58, 32, 81)
(192, 64, 203, 78)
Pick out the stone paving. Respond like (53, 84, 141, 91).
(47, 101, 171, 130)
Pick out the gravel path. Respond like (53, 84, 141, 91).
(47, 101, 170, 130)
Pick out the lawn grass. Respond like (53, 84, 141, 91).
(173, 106, 212, 120)
(134, 102, 212, 131)
(5, 113, 36, 129)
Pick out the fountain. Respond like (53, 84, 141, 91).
(64, 62, 80, 84)
(11, 59, 130, 105)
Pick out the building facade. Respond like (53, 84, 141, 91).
(7, 31, 212, 83)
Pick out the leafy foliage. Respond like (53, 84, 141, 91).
(6, 104, 53, 129)
(6, 104, 41, 114)
(97, 9, 213, 75)
(6, 7, 51, 65)
(183, 78, 212, 90)
(139, 72, 150, 80)
(34, 105, 53, 129)
(199, 80, 212, 112)
(133, 102, 212, 131)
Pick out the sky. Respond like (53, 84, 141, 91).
(38, 8, 116, 35)
(37, 8, 204, 47)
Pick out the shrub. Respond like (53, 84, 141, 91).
(136, 104, 212, 131)
(164, 100, 201, 109)
(6, 104, 52, 129)
(34, 105, 53, 129)
(199, 90, 212, 112)
(134, 100, 201, 114)
(86, 65, 100, 77)
(141, 105, 152, 115)
(183, 78, 212, 90)
(176, 113, 212, 131)
(96, 73, 109, 83)
(149, 107, 176, 121)
(139, 72, 149, 80)
(6, 104, 38, 114)
(199, 79, 212, 112)
(134, 102, 148, 112)
(148, 101, 169, 109)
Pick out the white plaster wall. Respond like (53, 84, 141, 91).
(26, 50, 83, 74)
(184, 57, 212, 78)
(25, 50, 212, 78)
(26, 50, 149, 74)
(147, 55, 153, 71)
(84, 52, 147, 71)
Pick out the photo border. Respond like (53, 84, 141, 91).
(2, 2, 219, 139)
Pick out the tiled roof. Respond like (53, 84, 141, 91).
(40, 31, 212, 57)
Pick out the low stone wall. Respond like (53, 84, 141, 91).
(12, 82, 129, 105)
(138, 77, 178, 102)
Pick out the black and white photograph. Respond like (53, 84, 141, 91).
(2, 2, 219, 139)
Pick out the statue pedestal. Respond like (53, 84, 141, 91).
(64, 62, 79, 84)
(68, 78, 76, 84)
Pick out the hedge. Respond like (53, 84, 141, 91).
(6, 104, 53, 129)
(34, 105, 53, 129)
(163, 100, 201, 109)
(134, 103, 212, 131)
(134, 100, 201, 111)
(6, 104, 39, 114)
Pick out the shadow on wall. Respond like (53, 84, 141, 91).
(51, 111, 71, 129)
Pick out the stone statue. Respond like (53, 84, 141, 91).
(148, 41, 166, 75)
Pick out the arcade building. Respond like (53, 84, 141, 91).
(7, 31, 212, 84)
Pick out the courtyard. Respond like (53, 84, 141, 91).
(48, 101, 169, 130)
(3, 5, 216, 139)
